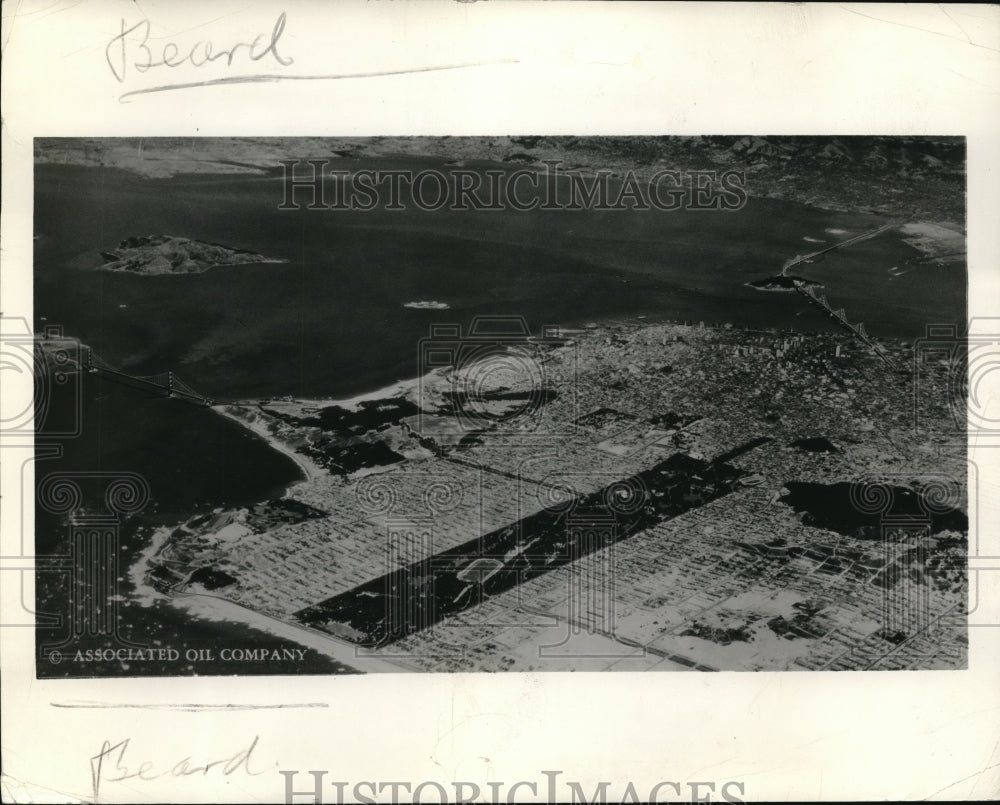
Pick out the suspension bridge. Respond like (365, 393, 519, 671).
(793, 282, 898, 370)
(778, 220, 904, 371)
(42, 340, 215, 406)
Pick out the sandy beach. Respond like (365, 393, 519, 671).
(211, 404, 327, 484)
(169, 593, 415, 674)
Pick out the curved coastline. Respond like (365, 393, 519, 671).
(210, 404, 325, 485)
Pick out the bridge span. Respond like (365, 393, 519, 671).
(37, 338, 215, 406)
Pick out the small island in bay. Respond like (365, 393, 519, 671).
(403, 300, 450, 310)
(747, 275, 824, 292)
(99, 234, 286, 275)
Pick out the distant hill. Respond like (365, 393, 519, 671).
(37, 135, 966, 225)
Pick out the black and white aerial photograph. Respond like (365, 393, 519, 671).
(32, 135, 969, 676)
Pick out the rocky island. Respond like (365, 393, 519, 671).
(99, 234, 286, 275)
(747, 275, 824, 292)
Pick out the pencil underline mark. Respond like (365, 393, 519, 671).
(118, 59, 519, 102)
(52, 701, 329, 711)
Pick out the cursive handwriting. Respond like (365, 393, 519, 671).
(106, 12, 293, 83)
(90, 735, 263, 801)
(103, 10, 517, 103)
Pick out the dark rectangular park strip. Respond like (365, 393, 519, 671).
(293, 453, 746, 647)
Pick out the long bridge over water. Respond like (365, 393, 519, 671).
(792, 282, 899, 370)
(780, 220, 904, 371)
(780, 221, 901, 277)
(39, 339, 216, 406)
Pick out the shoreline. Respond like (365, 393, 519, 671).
(125, 522, 412, 674)
(208, 368, 443, 491)
(123, 307, 963, 675)
(169, 592, 415, 674)
(128, 523, 174, 608)
(210, 404, 327, 486)
(209, 309, 917, 485)
(203, 316, 844, 501)
(233, 369, 441, 412)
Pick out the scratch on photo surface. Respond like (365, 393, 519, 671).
(837, 4, 1000, 54)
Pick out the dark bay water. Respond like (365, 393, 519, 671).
(34, 162, 965, 401)
(32, 160, 965, 676)
(33, 376, 358, 677)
